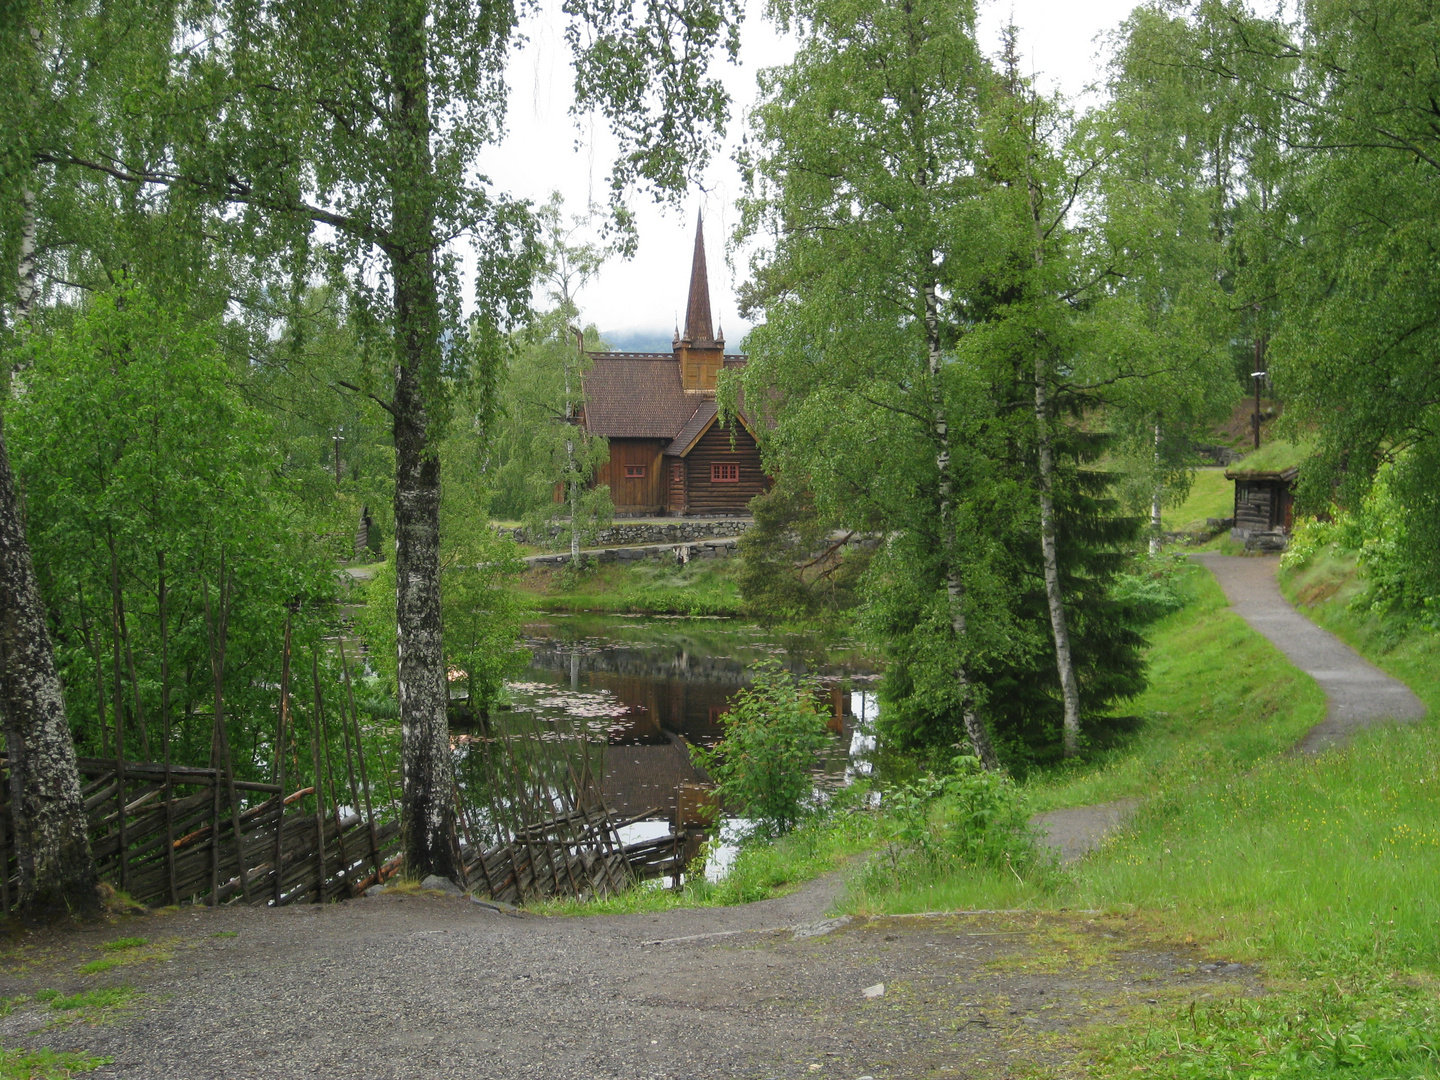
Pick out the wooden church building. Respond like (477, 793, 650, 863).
(580, 215, 767, 516)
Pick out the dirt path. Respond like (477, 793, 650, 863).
(1030, 799, 1139, 864)
(1191, 553, 1426, 752)
(1, 878, 1256, 1080)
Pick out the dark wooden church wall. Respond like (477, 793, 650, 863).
(684, 423, 766, 515)
(597, 439, 667, 511)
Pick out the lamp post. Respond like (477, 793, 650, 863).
(1251, 371, 1266, 450)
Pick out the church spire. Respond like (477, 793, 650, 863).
(682, 211, 715, 345)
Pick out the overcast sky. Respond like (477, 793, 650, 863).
(479, 0, 1143, 349)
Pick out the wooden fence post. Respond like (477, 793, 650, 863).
(310, 652, 328, 902)
(274, 613, 292, 906)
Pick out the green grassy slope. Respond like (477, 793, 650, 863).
(1161, 467, 1233, 532)
(516, 559, 745, 616)
(845, 555, 1440, 1079)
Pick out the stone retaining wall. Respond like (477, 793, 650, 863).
(523, 537, 740, 569)
(502, 519, 754, 549)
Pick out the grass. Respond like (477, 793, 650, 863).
(516, 558, 745, 616)
(0, 1047, 109, 1078)
(100, 938, 145, 952)
(1161, 467, 1233, 532)
(77, 937, 170, 975)
(1021, 565, 1326, 813)
(1230, 436, 1315, 473)
(834, 553, 1440, 1079)
(35, 987, 136, 1015)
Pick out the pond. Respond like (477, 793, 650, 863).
(461, 614, 880, 876)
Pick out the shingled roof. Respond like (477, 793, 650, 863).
(581, 214, 750, 443)
(581, 354, 705, 439)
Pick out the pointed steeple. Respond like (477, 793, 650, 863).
(682, 211, 715, 345)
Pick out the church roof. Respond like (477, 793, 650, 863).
(581, 213, 748, 443)
(581, 354, 704, 439)
(682, 212, 717, 345)
(665, 399, 717, 456)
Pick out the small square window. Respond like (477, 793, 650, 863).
(711, 463, 739, 483)
(624, 464, 646, 478)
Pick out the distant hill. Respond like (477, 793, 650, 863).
(600, 328, 675, 353)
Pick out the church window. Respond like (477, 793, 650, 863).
(624, 464, 646, 478)
(711, 463, 739, 483)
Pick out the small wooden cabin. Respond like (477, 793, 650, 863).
(1226, 465, 1298, 536)
(578, 214, 769, 516)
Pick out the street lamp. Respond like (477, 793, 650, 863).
(1250, 371, 1266, 450)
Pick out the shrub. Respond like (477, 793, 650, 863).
(690, 660, 831, 839)
(869, 754, 1037, 888)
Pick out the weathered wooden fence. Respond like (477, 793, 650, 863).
(0, 755, 400, 914)
(455, 712, 636, 904)
(452, 712, 719, 903)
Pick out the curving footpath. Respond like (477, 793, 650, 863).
(1035, 553, 1428, 862)
(1191, 553, 1426, 753)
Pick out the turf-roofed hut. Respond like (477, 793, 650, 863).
(580, 215, 767, 516)
(1225, 442, 1305, 541)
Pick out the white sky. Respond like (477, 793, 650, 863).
(480, 0, 1143, 347)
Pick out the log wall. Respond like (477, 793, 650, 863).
(682, 422, 766, 516)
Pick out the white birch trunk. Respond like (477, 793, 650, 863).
(0, 410, 100, 917)
(565, 343, 580, 566)
(16, 187, 37, 330)
(1026, 165, 1083, 759)
(389, 4, 458, 883)
(923, 275, 999, 772)
(1149, 420, 1163, 557)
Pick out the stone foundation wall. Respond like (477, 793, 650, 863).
(523, 537, 740, 569)
(501, 519, 753, 549)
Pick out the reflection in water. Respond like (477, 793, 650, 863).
(482, 615, 880, 839)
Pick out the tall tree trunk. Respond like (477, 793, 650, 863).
(389, 0, 458, 883)
(0, 410, 99, 918)
(923, 276, 999, 772)
(16, 187, 38, 329)
(1032, 370, 1082, 758)
(1026, 169, 1083, 759)
(565, 345, 579, 565)
(1149, 419, 1163, 557)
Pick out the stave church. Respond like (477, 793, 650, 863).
(579, 215, 768, 516)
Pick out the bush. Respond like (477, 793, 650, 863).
(691, 660, 831, 838)
(867, 754, 1037, 888)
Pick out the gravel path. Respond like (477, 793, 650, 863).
(1030, 799, 1139, 864)
(1, 879, 1257, 1080)
(1030, 551, 1427, 863)
(1192, 553, 1426, 752)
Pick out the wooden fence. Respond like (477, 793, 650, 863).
(0, 755, 399, 914)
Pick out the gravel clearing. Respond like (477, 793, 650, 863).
(1, 871, 1258, 1080)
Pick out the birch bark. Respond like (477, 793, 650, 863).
(0, 410, 100, 917)
(1149, 420, 1163, 557)
(923, 276, 1000, 771)
(1025, 166, 1083, 759)
(389, 0, 458, 882)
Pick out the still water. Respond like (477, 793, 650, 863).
(498, 614, 880, 864)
